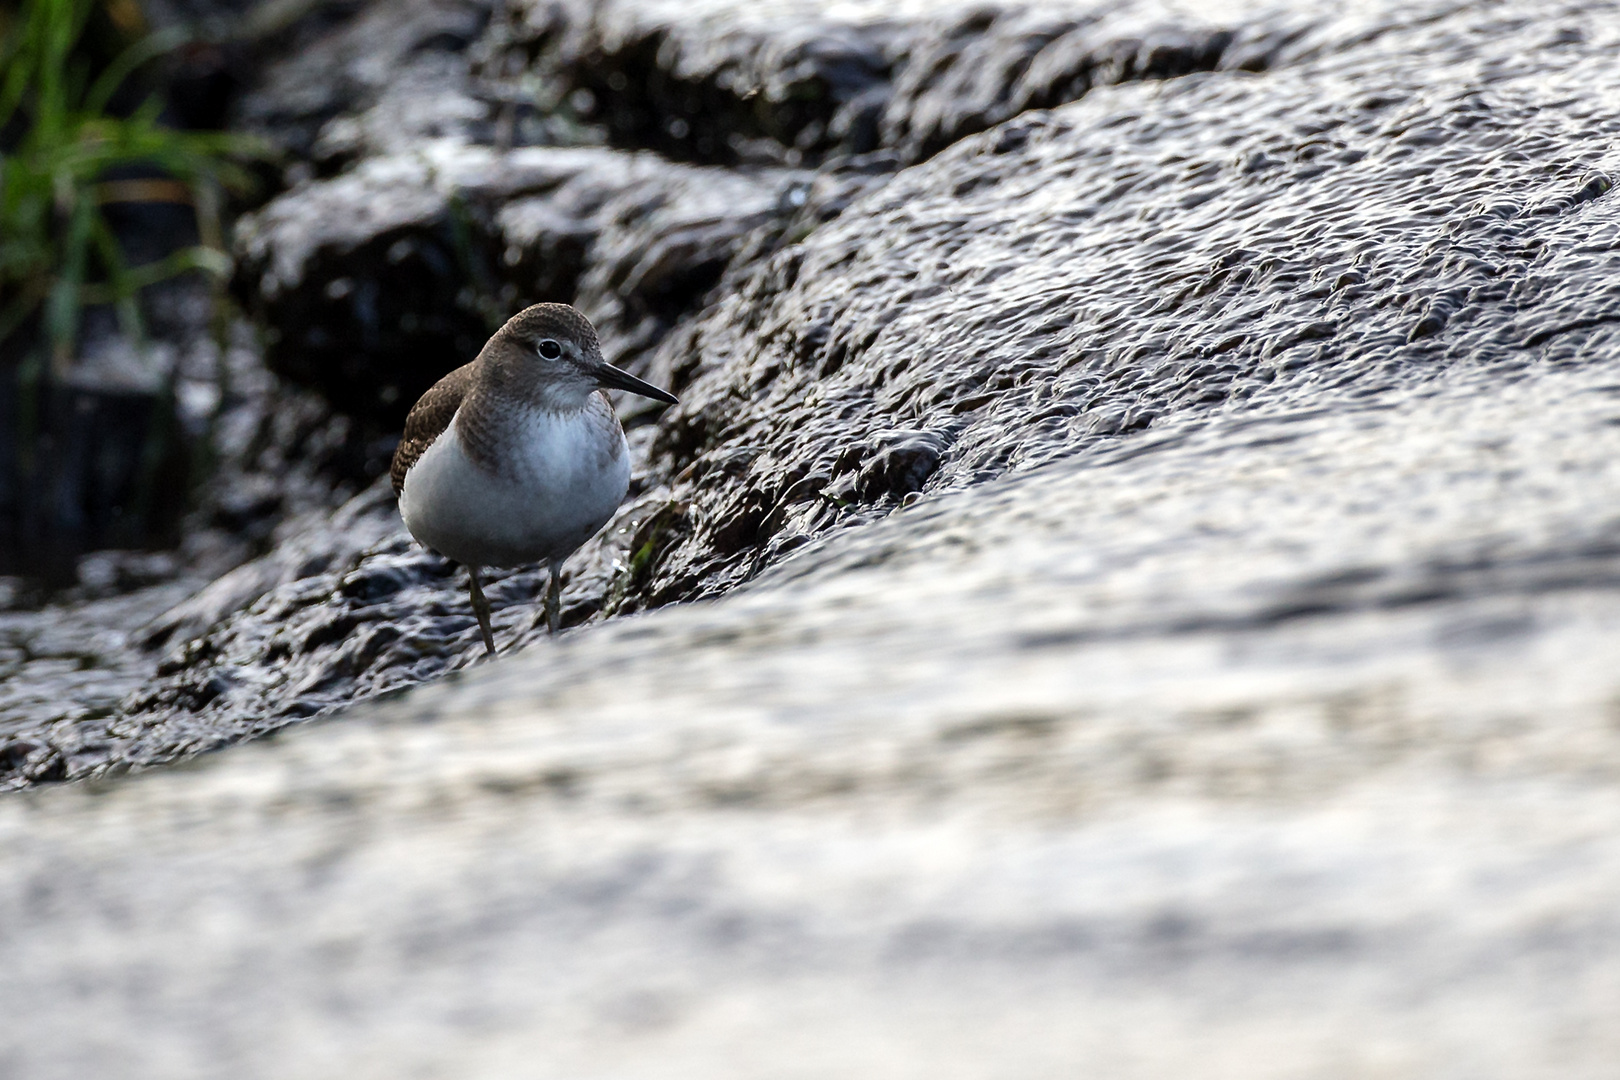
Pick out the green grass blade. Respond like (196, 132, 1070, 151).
(43, 187, 93, 369)
(84, 25, 189, 116)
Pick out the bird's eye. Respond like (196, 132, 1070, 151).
(537, 339, 562, 360)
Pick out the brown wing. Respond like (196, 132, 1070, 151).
(390, 363, 477, 496)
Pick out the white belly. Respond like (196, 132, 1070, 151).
(398, 409, 630, 568)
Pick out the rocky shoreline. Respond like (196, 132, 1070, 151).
(10, 0, 1620, 789)
(3, 1, 1620, 1068)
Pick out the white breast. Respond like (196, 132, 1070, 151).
(398, 407, 630, 568)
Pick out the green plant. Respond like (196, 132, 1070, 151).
(0, 0, 265, 374)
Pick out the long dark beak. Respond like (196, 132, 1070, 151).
(594, 361, 678, 405)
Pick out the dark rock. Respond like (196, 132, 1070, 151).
(140, 479, 404, 651)
(0, 324, 193, 584)
(234, 0, 497, 166)
(0, 571, 205, 788)
(232, 144, 553, 426)
(236, 142, 805, 424)
(877, 5, 1243, 163)
(488, 148, 653, 302)
(483, 0, 906, 164)
(491, 148, 805, 368)
(848, 429, 948, 502)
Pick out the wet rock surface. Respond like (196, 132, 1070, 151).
(8, 0, 1620, 788)
(600, 0, 1620, 604)
(0, 574, 205, 785)
(0, 366, 382, 788)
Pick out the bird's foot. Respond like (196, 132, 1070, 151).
(546, 560, 563, 635)
(467, 566, 498, 657)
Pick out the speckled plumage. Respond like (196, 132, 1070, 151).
(390, 364, 473, 497)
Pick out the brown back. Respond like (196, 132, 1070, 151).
(390, 363, 476, 496)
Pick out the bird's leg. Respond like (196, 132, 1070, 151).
(467, 565, 497, 657)
(545, 558, 563, 635)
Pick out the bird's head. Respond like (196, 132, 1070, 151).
(486, 303, 679, 411)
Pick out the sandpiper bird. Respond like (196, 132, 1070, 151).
(390, 303, 678, 656)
